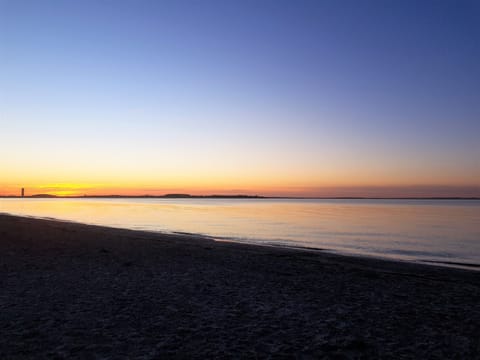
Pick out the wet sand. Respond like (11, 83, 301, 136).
(1, 214, 479, 358)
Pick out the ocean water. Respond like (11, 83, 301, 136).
(1, 198, 479, 269)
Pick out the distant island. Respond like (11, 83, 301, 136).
(0, 194, 265, 199)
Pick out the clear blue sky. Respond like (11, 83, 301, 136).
(1, 0, 479, 196)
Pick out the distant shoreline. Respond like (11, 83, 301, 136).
(1, 194, 479, 200)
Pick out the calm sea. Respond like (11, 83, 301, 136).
(1, 198, 479, 269)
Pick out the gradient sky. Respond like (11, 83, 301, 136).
(1, 0, 479, 197)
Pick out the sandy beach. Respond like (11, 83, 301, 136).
(1, 213, 479, 359)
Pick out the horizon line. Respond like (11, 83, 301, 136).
(1, 194, 479, 200)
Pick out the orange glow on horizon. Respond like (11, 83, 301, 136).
(1, 181, 479, 198)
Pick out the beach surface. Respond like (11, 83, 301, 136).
(1, 214, 479, 359)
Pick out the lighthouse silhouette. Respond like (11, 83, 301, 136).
(21, 188, 25, 198)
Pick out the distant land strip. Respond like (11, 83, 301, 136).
(0, 194, 479, 200)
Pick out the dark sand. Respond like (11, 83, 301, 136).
(1, 214, 479, 359)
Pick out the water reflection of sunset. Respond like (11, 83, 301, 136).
(1, 198, 479, 267)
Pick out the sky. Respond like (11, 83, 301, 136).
(1, 0, 479, 197)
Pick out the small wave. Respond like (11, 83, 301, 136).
(420, 260, 480, 269)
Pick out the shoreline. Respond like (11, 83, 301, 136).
(2, 211, 479, 272)
(1, 214, 479, 358)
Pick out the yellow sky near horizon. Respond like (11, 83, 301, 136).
(2, 142, 479, 197)
(1, 177, 479, 198)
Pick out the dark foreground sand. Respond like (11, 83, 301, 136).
(1, 214, 479, 359)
